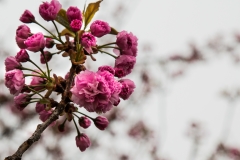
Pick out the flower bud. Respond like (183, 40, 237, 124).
(70, 19, 82, 32)
(98, 65, 115, 75)
(5, 69, 25, 95)
(15, 25, 31, 49)
(75, 133, 91, 152)
(78, 116, 91, 129)
(35, 102, 46, 113)
(45, 38, 55, 48)
(14, 93, 31, 111)
(80, 32, 96, 54)
(40, 51, 52, 64)
(39, 0, 62, 21)
(114, 55, 136, 78)
(20, 10, 35, 23)
(94, 116, 109, 130)
(90, 20, 111, 37)
(5, 56, 21, 71)
(66, 6, 82, 22)
(24, 32, 45, 52)
(119, 79, 135, 100)
(15, 49, 29, 62)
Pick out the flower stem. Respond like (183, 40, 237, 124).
(98, 42, 116, 48)
(73, 117, 81, 136)
(40, 50, 51, 81)
(75, 111, 93, 120)
(52, 20, 64, 44)
(28, 59, 48, 79)
(21, 67, 42, 75)
(98, 49, 118, 59)
(27, 86, 44, 99)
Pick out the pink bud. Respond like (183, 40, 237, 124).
(119, 79, 135, 100)
(90, 20, 111, 37)
(15, 49, 29, 62)
(40, 51, 52, 64)
(20, 10, 35, 23)
(39, 109, 52, 122)
(45, 38, 55, 48)
(24, 32, 45, 52)
(98, 65, 115, 75)
(114, 55, 136, 78)
(5, 56, 21, 71)
(39, 0, 62, 21)
(75, 133, 91, 152)
(5, 69, 25, 95)
(94, 116, 109, 130)
(35, 102, 46, 113)
(14, 93, 30, 111)
(15, 25, 31, 49)
(78, 116, 91, 129)
(81, 32, 96, 54)
(70, 19, 82, 32)
(66, 6, 82, 23)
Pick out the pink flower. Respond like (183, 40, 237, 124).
(80, 32, 96, 54)
(90, 20, 111, 37)
(114, 55, 136, 78)
(5, 69, 25, 95)
(35, 102, 46, 113)
(40, 51, 52, 64)
(20, 10, 35, 23)
(97, 70, 122, 108)
(66, 6, 82, 23)
(30, 71, 46, 91)
(116, 31, 138, 57)
(39, 109, 53, 122)
(76, 134, 91, 152)
(98, 65, 115, 75)
(119, 79, 135, 100)
(15, 25, 31, 49)
(5, 56, 21, 71)
(70, 70, 111, 113)
(14, 93, 30, 111)
(24, 32, 45, 52)
(94, 116, 109, 130)
(45, 38, 55, 48)
(39, 0, 62, 21)
(78, 116, 91, 129)
(70, 19, 82, 32)
(15, 49, 29, 62)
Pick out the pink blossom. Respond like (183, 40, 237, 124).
(5, 69, 25, 95)
(39, 109, 53, 122)
(15, 49, 29, 62)
(78, 116, 91, 129)
(20, 10, 35, 23)
(80, 32, 96, 54)
(76, 134, 91, 152)
(40, 51, 52, 64)
(114, 55, 136, 78)
(5, 56, 21, 71)
(24, 32, 45, 52)
(14, 93, 30, 111)
(39, 0, 62, 21)
(70, 70, 111, 113)
(70, 19, 82, 32)
(66, 6, 82, 22)
(119, 79, 135, 100)
(45, 38, 55, 48)
(98, 65, 115, 75)
(90, 20, 111, 37)
(15, 25, 31, 49)
(35, 102, 46, 113)
(97, 70, 122, 108)
(30, 71, 46, 91)
(116, 31, 138, 57)
(94, 116, 109, 130)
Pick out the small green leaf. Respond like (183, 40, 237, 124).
(55, 9, 70, 29)
(60, 28, 75, 37)
(109, 27, 119, 35)
(84, 0, 103, 29)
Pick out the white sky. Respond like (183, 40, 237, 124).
(1, 0, 240, 160)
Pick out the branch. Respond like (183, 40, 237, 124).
(5, 64, 77, 160)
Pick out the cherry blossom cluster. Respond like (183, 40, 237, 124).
(4, 0, 137, 152)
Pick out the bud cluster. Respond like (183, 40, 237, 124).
(5, 0, 138, 152)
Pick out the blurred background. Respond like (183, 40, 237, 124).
(1, 0, 240, 159)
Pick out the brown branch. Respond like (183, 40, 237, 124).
(5, 64, 77, 160)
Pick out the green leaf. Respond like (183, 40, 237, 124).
(55, 9, 70, 29)
(60, 28, 75, 37)
(109, 27, 119, 35)
(84, 0, 103, 29)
